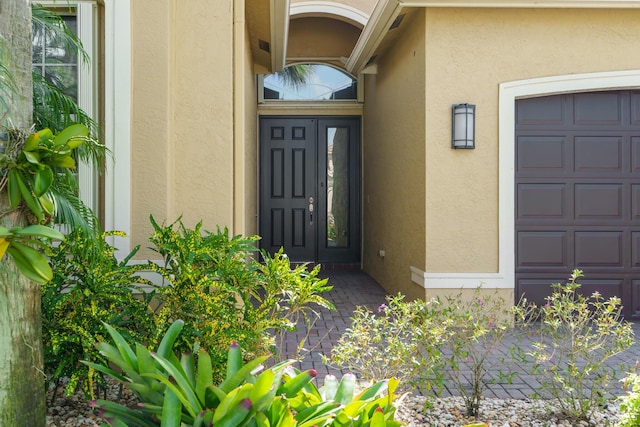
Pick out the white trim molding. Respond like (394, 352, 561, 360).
(270, 0, 290, 73)
(104, 0, 132, 257)
(290, 1, 369, 27)
(412, 69, 640, 290)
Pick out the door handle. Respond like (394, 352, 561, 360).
(309, 197, 314, 224)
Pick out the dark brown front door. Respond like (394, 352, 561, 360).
(259, 117, 360, 263)
(515, 91, 640, 316)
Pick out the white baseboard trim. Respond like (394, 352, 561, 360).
(411, 266, 514, 289)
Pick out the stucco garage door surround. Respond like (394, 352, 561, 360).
(411, 70, 640, 317)
(516, 91, 640, 317)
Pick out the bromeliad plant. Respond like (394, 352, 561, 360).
(0, 124, 99, 282)
(87, 319, 400, 427)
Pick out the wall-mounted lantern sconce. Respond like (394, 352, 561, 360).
(452, 103, 475, 149)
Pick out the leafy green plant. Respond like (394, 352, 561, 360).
(145, 216, 334, 382)
(0, 124, 99, 283)
(88, 319, 400, 427)
(433, 287, 519, 417)
(516, 269, 635, 422)
(619, 368, 640, 427)
(329, 294, 446, 395)
(42, 227, 156, 398)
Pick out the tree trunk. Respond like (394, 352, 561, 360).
(0, 1, 46, 426)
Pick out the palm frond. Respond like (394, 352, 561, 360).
(48, 170, 100, 237)
(32, 72, 106, 168)
(31, 4, 89, 65)
(276, 64, 317, 88)
(0, 37, 18, 124)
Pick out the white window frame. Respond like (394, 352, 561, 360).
(34, 1, 99, 216)
(36, 1, 132, 257)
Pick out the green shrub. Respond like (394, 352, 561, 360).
(433, 287, 518, 417)
(516, 269, 635, 422)
(330, 289, 521, 417)
(87, 320, 400, 427)
(145, 216, 334, 382)
(42, 228, 156, 398)
(619, 369, 640, 427)
(329, 294, 445, 395)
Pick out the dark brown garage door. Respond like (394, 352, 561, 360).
(515, 90, 640, 317)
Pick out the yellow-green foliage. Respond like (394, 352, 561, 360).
(146, 216, 335, 382)
(42, 228, 156, 397)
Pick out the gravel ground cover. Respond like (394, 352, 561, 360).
(45, 380, 622, 427)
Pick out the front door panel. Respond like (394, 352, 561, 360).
(259, 118, 316, 261)
(260, 117, 360, 263)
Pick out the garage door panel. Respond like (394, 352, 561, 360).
(575, 231, 623, 267)
(633, 137, 640, 172)
(631, 93, 640, 126)
(574, 137, 623, 172)
(517, 231, 568, 267)
(517, 137, 566, 172)
(574, 184, 623, 219)
(517, 184, 566, 219)
(634, 280, 640, 316)
(574, 92, 623, 126)
(632, 185, 640, 219)
(516, 91, 639, 317)
(517, 95, 564, 125)
(517, 278, 562, 304)
(633, 232, 640, 267)
(579, 279, 625, 301)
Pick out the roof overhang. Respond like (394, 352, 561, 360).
(270, 0, 290, 73)
(346, 0, 640, 75)
(246, 0, 289, 74)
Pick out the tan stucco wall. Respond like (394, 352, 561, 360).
(287, 18, 361, 62)
(423, 8, 640, 274)
(131, 0, 244, 256)
(362, 12, 426, 300)
(363, 8, 640, 298)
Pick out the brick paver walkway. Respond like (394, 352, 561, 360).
(281, 270, 640, 400)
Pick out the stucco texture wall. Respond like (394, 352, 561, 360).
(423, 8, 640, 274)
(363, 12, 426, 300)
(131, 0, 236, 256)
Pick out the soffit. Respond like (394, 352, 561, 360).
(287, 16, 362, 68)
(345, 0, 640, 74)
(246, 0, 289, 74)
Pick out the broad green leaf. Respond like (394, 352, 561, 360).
(6, 242, 52, 283)
(53, 123, 88, 147)
(50, 155, 76, 169)
(34, 167, 54, 196)
(17, 174, 44, 222)
(39, 195, 54, 215)
(7, 169, 21, 208)
(23, 150, 41, 165)
(23, 132, 40, 151)
(13, 225, 64, 240)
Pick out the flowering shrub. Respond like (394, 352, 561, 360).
(619, 368, 640, 427)
(328, 294, 446, 394)
(433, 287, 518, 417)
(515, 269, 635, 422)
(331, 289, 524, 417)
